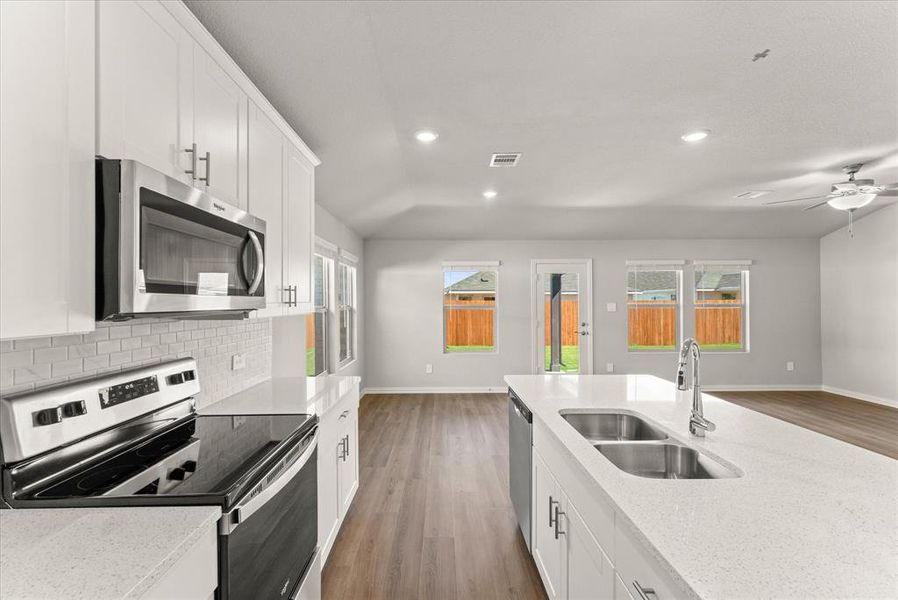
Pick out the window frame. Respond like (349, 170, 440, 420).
(337, 259, 358, 369)
(306, 253, 331, 379)
(626, 266, 683, 353)
(441, 261, 500, 355)
(693, 265, 750, 353)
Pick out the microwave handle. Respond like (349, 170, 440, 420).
(246, 231, 265, 295)
(220, 428, 317, 536)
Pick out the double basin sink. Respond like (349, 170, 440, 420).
(560, 412, 740, 479)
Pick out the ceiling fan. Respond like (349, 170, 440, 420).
(764, 163, 898, 236)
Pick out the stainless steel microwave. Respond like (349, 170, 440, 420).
(96, 159, 266, 320)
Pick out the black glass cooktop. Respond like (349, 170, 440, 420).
(32, 413, 314, 504)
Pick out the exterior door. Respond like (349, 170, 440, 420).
(532, 260, 593, 374)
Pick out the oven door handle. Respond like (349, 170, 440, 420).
(220, 428, 317, 535)
(245, 231, 265, 296)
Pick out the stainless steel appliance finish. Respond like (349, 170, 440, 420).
(508, 389, 532, 551)
(676, 338, 716, 437)
(560, 412, 669, 442)
(594, 443, 740, 479)
(0, 359, 319, 600)
(96, 159, 267, 320)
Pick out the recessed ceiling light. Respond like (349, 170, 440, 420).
(681, 129, 710, 143)
(414, 130, 438, 143)
(482, 190, 498, 199)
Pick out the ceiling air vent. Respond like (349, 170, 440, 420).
(489, 153, 521, 167)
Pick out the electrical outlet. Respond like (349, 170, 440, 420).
(606, 302, 617, 312)
(231, 353, 245, 371)
(606, 362, 614, 373)
(786, 361, 795, 372)
(425, 363, 433, 374)
(232, 415, 247, 429)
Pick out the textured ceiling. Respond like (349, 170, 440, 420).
(185, 0, 898, 239)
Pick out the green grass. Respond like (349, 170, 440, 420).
(445, 345, 495, 353)
(544, 345, 580, 372)
(629, 343, 742, 351)
(306, 347, 315, 376)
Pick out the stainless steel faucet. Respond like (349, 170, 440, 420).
(677, 338, 716, 437)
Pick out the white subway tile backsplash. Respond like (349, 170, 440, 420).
(34, 347, 68, 364)
(1, 318, 272, 408)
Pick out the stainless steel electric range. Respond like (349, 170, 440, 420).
(0, 358, 318, 600)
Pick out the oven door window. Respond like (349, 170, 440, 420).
(139, 188, 264, 297)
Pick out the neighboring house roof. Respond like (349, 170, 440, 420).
(628, 271, 677, 295)
(695, 271, 741, 292)
(445, 271, 580, 294)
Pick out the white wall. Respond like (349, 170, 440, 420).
(363, 238, 822, 391)
(820, 204, 898, 405)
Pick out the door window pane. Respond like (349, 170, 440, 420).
(627, 270, 680, 351)
(544, 273, 580, 372)
(443, 269, 497, 353)
(694, 268, 747, 351)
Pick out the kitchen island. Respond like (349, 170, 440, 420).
(505, 374, 898, 600)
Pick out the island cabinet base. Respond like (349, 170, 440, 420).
(532, 418, 688, 600)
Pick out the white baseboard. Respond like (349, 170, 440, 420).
(361, 386, 506, 396)
(703, 384, 823, 392)
(821, 385, 898, 409)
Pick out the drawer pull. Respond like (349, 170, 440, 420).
(339, 410, 349, 420)
(548, 495, 558, 528)
(633, 581, 658, 600)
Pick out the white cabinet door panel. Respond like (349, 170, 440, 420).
(97, 0, 191, 180)
(247, 103, 285, 316)
(533, 452, 563, 600)
(337, 410, 358, 519)
(563, 496, 615, 600)
(192, 45, 247, 209)
(0, 0, 95, 340)
(283, 144, 315, 312)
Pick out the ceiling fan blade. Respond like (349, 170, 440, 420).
(764, 195, 828, 206)
(803, 199, 831, 211)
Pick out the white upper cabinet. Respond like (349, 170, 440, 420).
(284, 144, 316, 312)
(191, 45, 248, 209)
(248, 103, 286, 316)
(0, 0, 95, 340)
(97, 0, 192, 181)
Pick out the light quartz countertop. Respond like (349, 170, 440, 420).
(505, 374, 898, 600)
(199, 374, 360, 417)
(0, 505, 220, 600)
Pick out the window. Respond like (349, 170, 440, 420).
(442, 262, 499, 353)
(306, 254, 330, 377)
(627, 267, 682, 351)
(337, 260, 357, 366)
(694, 263, 749, 351)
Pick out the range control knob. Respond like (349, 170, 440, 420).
(33, 407, 62, 427)
(167, 373, 185, 385)
(167, 467, 187, 481)
(61, 400, 87, 418)
(182, 460, 197, 473)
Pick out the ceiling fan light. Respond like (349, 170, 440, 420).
(827, 193, 876, 211)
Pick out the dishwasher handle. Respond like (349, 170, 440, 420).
(509, 390, 532, 423)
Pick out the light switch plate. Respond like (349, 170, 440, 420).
(606, 302, 617, 312)
(231, 353, 246, 371)
(606, 363, 614, 373)
(425, 363, 433, 374)
(786, 361, 795, 372)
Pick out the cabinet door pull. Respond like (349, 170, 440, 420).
(632, 581, 658, 600)
(199, 151, 211, 186)
(184, 143, 198, 180)
(553, 506, 565, 539)
(343, 434, 350, 459)
(548, 495, 558, 528)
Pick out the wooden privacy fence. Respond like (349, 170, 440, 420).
(444, 299, 742, 348)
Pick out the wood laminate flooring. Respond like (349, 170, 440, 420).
(322, 393, 546, 600)
(713, 390, 898, 459)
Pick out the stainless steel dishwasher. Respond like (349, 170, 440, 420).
(508, 388, 533, 551)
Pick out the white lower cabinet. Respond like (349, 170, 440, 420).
(533, 451, 614, 600)
(318, 383, 360, 566)
(139, 522, 217, 599)
(533, 423, 683, 600)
